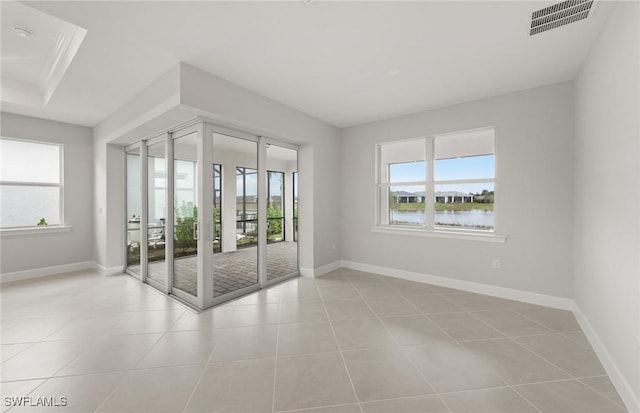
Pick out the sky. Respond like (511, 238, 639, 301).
(234, 169, 284, 197)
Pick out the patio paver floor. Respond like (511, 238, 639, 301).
(130, 241, 298, 297)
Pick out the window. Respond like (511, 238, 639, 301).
(377, 128, 495, 232)
(0, 138, 63, 229)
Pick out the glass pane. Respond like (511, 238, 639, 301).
(126, 150, 141, 274)
(267, 171, 284, 243)
(212, 133, 258, 298)
(236, 167, 258, 247)
(435, 154, 494, 181)
(174, 133, 198, 296)
(147, 142, 166, 285)
(434, 183, 495, 230)
(389, 185, 425, 226)
(0, 139, 60, 183)
(213, 164, 222, 253)
(267, 146, 298, 281)
(293, 172, 298, 242)
(0, 185, 60, 227)
(379, 139, 426, 183)
(389, 161, 426, 183)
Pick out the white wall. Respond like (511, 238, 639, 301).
(0, 112, 94, 275)
(574, 2, 640, 410)
(341, 82, 574, 299)
(92, 141, 125, 274)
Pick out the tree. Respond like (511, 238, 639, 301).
(212, 206, 220, 240)
(175, 203, 197, 254)
(267, 204, 283, 236)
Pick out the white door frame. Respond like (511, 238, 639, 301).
(262, 137, 300, 288)
(206, 124, 261, 308)
(144, 133, 170, 294)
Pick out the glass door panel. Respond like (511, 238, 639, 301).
(126, 147, 141, 277)
(267, 171, 285, 243)
(212, 133, 259, 298)
(293, 172, 298, 242)
(266, 144, 298, 282)
(213, 164, 222, 253)
(173, 132, 198, 297)
(147, 140, 166, 286)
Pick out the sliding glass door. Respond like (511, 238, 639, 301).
(171, 128, 200, 306)
(265, 143, 298, 283)
(210, 132, 260, 301)
(146, 138, 167, 288)
(125, 121, 299, 310)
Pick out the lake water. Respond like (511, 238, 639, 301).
(391, 209, 494, 229)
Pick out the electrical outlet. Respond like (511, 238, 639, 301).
(493, 259, 501, 270)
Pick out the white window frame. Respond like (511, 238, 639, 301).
(374, 128, 506, 243)
(0, 137, 67, 234)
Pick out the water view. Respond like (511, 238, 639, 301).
(391, 209, 494, 229)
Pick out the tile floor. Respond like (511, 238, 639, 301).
(0, 268, 628, 413)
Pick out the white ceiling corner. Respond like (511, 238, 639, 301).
(1, 1, 86, 108)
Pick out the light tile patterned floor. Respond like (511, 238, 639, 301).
(132, 241, 298, 297)
(0, 268, 629, 413)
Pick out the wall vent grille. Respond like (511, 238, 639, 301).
(530, 0, 594, 35)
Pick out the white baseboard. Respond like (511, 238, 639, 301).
(573, 305, 640, 413)
(0, 261, 95, 283)
(341, 260, 574, 311)
(92, 262, 124, 276)
(300, 260, 342, 278)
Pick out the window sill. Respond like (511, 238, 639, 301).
(0, 226, 72, 237)
(371, 225, 507, 243)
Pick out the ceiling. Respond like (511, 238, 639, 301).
(1, 1, 614, 129)
(1, 1, 86, 108)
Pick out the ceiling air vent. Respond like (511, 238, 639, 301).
(530, 0, 594, 35)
